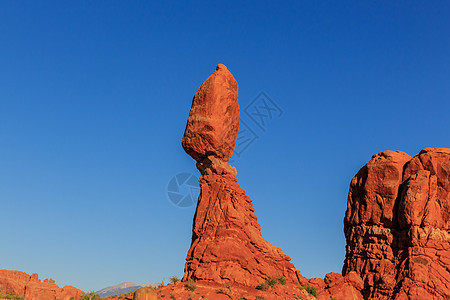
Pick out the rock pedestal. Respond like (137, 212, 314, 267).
(181, 64, 300, 287)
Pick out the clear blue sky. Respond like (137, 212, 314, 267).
(1, 1, 449, 292)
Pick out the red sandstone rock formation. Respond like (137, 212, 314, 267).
(178, 64, 448, 299)
(343, 147, 450, 299)
(181, 64, 301, 287)
(319, 272, 364, 300)
(182, 64, 240, 163)
(132, 287, 156, 300)
(0, 269, 83, 300)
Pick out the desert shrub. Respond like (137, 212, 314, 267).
(118, 291, 134, 298)
(306, 285, 317, 297)
(255, 296, 266, 300)
(277, 275, 286, 285)
(185, 279, 197, 291)
(256, 281, 269, 291)
(170, 294, 176, 299)
(257, 276, 278, 291)
(0, 287, 25, 300)
(80, 291, 101, 300)
(169, 275, 180, 284)
(297, 284, 317, 296)
(3, 292, 25, 300)
(188, 292, 196, 300)
(266, 277, 277, 288)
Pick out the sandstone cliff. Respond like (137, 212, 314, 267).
(343, 148, 450, 299)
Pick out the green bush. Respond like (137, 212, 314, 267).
(0, 288, 26, 300)
(185, 279, 197, 291)
(306, 285, 317, 297)
(256, 276, 279, 291)
(297, 284, 317, 296)
(266, 277, 277, 288)
(277, 275, 286, 285)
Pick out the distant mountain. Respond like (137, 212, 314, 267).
(96, 281, 151, 297)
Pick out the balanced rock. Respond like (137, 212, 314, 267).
(181, 64, 300, 287)
(343, 148, 450, 299)
(182, 64, 240, 162)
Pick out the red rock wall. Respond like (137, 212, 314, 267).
(343, 148, 450, 299)
(0, 269, 83, 300)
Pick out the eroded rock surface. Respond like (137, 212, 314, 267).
(133, 287, 157, 300)
(180, 64, 449, 299)
(343, 147, 450, 299)
(0, 269, 83, 300)
(182, 64, 240, 162)
(181, 64, 300, 287)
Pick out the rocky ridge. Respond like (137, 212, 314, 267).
(0, 269, 83, 300)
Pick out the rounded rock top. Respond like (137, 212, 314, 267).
(216, 63, 228, 71)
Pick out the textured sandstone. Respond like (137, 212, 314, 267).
(182, 64, 240, 162)
(0, 269, 83, 300)
(319, 272, 364, 300)
(181, 64, 300, 287)
(179, 64, 449, 299)
(343, 147, 450, 299)
(132, 287, 157, 300)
